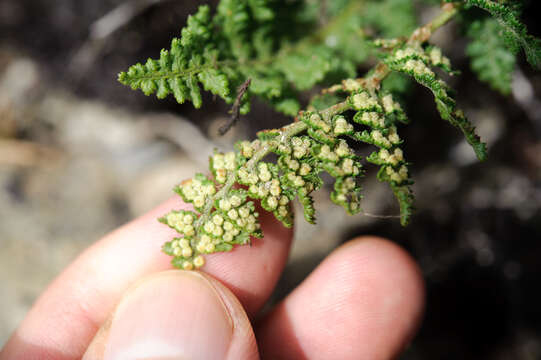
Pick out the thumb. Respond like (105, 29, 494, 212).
(83, 270, 259, 360)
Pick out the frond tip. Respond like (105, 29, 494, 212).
(384, 43, 488, 161)
(118, 6, 230, 109)
(466, 18, 516, 95)
(459, 0, 541, 69)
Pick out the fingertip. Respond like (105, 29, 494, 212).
(336, 236, 426, 349)
(5, 196, 291, 359)
(336, 235, 425, 311)
(257, 236, 425, 360)
(200, 208, 294, 316)
(84, 270, 258, 360)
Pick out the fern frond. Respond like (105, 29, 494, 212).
(279, 45, 356, 91)
(118, 6, 229, 109)
(364, 0, 417, 38)
(160, 89, 415, 270)
(119, 1, 373, 116)
(160, 85, 418, 268)
(457, 0, 541, 69)
(466, 18, 516, 94)
(114, 1, 541, 269)
(349, 90, 414, 225)
(384, 44, 488, 161)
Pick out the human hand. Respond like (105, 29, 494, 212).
(0, 197, 424, 360)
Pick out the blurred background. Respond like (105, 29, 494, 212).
(0, 0, 540, 358)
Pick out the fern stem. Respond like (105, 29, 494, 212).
(320, 100, 353, 120)
(416, 3, 460, 42)
(365, 3, 460, 89)
(194, 100, 353, 230)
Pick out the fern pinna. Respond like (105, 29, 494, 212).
(119, 0, 541, 270)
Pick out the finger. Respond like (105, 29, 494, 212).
(203, 201, 293, 314)
(256, 237, 425, 360)
(1, 196, 292, 360)
(83, 270, 258, 360)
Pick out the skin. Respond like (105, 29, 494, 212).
(0, 196, 425, 360)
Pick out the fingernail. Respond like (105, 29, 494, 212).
(104, 271, 233, 360)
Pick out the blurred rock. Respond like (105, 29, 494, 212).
(0, 54, 206, 345)
(127, 155, 205, 216)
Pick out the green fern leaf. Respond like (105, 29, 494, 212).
(215, 0, 253, 61)
(466, 18, 516, 95)
(381, 72, 412, 96)
(390, 184, 415, 226)
(365, 0, 417, 38)
(118, 6, 230, 108)
(347, 90, 414, 225)
(461, 0, 541, 69)
(385, 45, 488, 161)
(119, 1, 374, 116)
(279, 45, 354, 91)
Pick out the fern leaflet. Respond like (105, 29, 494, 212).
(466, 18, 516, 94)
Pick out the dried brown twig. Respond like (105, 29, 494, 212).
(219, 78, 252, 136)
